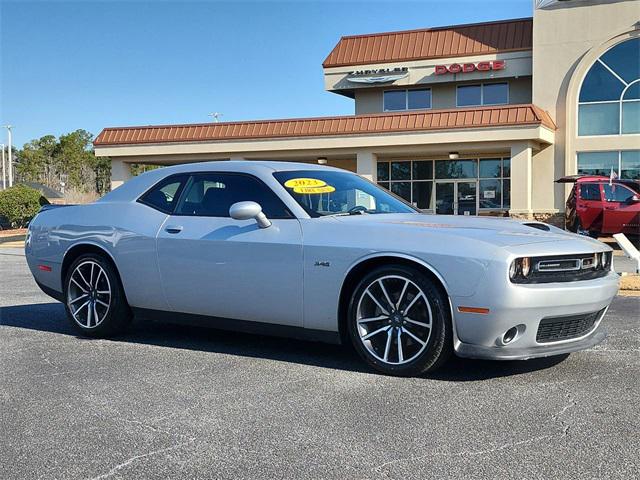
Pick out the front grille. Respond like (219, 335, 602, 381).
(536, 309, 605, 343)
(511, 252, 612, 284)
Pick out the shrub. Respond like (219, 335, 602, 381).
(0, 185, 49, 228)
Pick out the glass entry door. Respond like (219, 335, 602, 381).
(435, 181, 477, 215)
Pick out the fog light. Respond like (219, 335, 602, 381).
(503, 327, 518, 344)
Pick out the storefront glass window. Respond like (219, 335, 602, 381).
(621, 150, 640, 180)
(383, 89, 431, 111)
(577, 150, 640, 179)
(377, 157, 510, 212)
(622, 101, 640, 134)
(412, 160, 433, 180)
(503, 179, 510, 209)
(578, 38, 640, 136)
(479, 179, 502, 209)
(390, 182, 411, 201)
(391, 161, 411, 180)
(412, 182, 433, 209)
(502, 158, 511, 177)
(435, 159, 477, 179)
(479, 158, 501, 178)
(377, 162, 390, 181)
(577, 151, 619, 176)
(578, 103, 620, 135)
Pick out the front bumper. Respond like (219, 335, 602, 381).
(451, 270, 618, 361)
(456, 327, 607, 360)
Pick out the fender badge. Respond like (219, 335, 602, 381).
(314, 261, 331, 267)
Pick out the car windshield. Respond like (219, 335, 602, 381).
(273, 170, 418, 217)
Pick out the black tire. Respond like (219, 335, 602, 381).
(63, 253, 131, 337)
(347, 265, 452, 376)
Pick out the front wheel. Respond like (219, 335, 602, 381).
(64, 253, 131, 337)
(347, 265, 452, 376)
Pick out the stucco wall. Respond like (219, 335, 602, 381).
(533, 0, 640, 211)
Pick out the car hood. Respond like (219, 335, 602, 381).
(330, 213, 585, 247)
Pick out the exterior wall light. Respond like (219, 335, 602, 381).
(449, 152, 460, 160)
(317, 157, 328, 164)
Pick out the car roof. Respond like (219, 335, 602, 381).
(165, 160, 343, 175)
(98, 160, 346, 203)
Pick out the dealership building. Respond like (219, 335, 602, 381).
(95, 0, 639, 222)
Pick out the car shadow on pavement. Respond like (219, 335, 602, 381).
(1, 302, 569, 381)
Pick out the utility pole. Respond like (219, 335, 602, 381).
(1, 143, 5, 190)
(2, 125, 13, 187)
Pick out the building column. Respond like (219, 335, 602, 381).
(110, 159, 132, 191)
(509, 142, 533, 218)
(356, 150, 378, 182)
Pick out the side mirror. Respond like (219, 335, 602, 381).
(229, 201, 271, 229)
(631, 195, 640, 203)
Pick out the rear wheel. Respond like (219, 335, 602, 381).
(64, 253, 131, 337)
(347, 265, 452, 376)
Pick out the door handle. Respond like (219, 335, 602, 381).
(164, 225, 183, 234)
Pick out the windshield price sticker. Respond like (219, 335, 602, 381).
(293, 185, 336, 194)
(284, 178, 327, 188)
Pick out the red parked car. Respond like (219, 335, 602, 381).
(558, 175, 640, 238)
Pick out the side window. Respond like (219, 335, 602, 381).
(579, 183, 601, 201)
(138, 175, 188, 213)
(603, 184, 635, 203)
(175, 173, 292, 218)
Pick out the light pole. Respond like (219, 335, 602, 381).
(2, 125, 13, 187)
(1, 143, 5, 190)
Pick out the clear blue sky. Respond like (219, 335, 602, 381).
(0, 0, 532, 148)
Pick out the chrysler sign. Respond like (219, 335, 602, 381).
(435, 60, 506, 75)
(347, 66, 409, 84)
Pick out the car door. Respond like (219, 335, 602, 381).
(156, 172, 304, 326)
(602, 183, 640, 235)
(576, 182, 603, 230)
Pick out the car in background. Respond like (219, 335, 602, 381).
(0, 215, 11, 230)
(25, 162, 618, 376)
(558, 175, 640, 238)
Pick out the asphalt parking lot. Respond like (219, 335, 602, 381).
(1, 249, 639, 479)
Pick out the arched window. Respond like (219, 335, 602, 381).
(578, 38, 640, 136)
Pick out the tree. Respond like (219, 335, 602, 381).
(14, 130, 111, 196)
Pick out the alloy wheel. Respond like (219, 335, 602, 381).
(355, 275, 432, 365)
(67, 260, 112, 328)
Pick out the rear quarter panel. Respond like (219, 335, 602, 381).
(26, 201, 169, 310)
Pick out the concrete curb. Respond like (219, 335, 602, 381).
(0, 234, 26, 244)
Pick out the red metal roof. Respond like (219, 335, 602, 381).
(323, 18, 533, 68)
(94, 104, 555, 147)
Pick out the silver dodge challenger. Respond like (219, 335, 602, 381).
(26, 161, 619, 376)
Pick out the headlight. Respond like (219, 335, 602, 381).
(602, 252, 612, 270)
(509, 257, 531, 280)
(509, 260, 517, 279)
